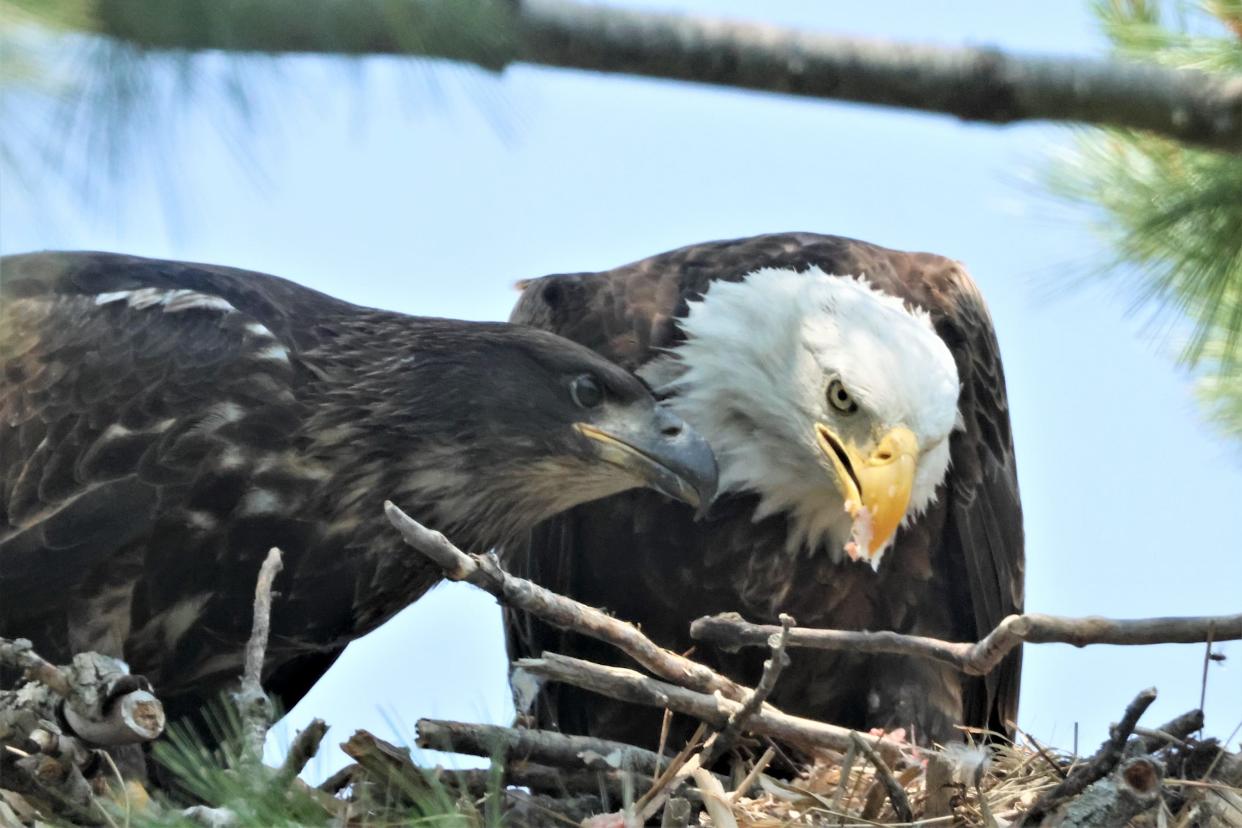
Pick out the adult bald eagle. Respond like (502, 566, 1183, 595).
(504, 233, 1023, 747)
(0, 251, 717, 726)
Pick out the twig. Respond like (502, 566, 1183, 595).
(691, 611, 1242, 677)
(729, 745, 776, 802)
(634, 723, 707, 822)
(415, 718, 668, 777)
(849, 732, 914, 823)
(1144, 709, 1205, 751)
(1020, 687, 1158, 826)
(700, 613, 794, 767)
(0, 638, 71, 696)
(1199, 622, 1216, 718)
(344, 728, 665, 804)
(385, 502, 751, 702)
(278, 718, 328, 784)
(317, 762, 358, 794)
(236, 547, 283, 759)
(514, 652, 904, 762)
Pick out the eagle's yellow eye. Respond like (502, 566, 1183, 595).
(827, 379, 859, 415)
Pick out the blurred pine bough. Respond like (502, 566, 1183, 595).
(1046, 0, 1242, 444)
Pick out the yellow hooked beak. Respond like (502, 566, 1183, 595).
(815, 423, 919, 567)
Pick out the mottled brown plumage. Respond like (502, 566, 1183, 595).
(0, 251, 716, 725)
(504, 232, 1024, 748)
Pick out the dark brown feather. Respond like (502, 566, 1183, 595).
(505, 232, 1024, 746)
(0, 251, 694, 728)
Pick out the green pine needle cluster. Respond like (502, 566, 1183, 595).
(99, 696, 501, 828)
(1048, 0, 1242, 443)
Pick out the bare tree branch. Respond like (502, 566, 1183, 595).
(691, 611, 1242, 676)
(279, 718, 328, 784)
(514, 652, 904, 763)
(1019, 687, 1158, 826)
(0, 639, 72, 697)
(235, 547, 283, 759)
(1, 638, 164, 747)
(60, 0, 1242, 152)
(849, 731, 913, 823)
(385, 501, 751, 703)
(700, 613, 793, 768)
(415, 718, 669, 777)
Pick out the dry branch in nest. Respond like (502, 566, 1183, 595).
(6, 502, 1240, 827)
(692, 610, 1242, 675)
(1, 637, 167, 824)
(383, 501, 1242, 825)
(385, 500, 900, 764)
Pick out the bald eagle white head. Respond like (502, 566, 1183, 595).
(642, 267, 960, 567)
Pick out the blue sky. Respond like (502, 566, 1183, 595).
(3, 1, 1238, 778)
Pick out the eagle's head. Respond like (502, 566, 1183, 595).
(644, 267, 960, 568)
(316, 320, 719, 549)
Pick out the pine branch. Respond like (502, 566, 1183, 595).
(30, 0, 1242, 152)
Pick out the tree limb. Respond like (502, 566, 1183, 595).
(415, 718, 668, 777)
(235, 547, 283, 759)
(0, 639, 71, 697)
(1019, 687, 1158, 826)
(691, 611, 1242, 676)
(514, 652, 903, 763)
(58, 0, 1242, 152)
(0, 638, 164, 747)
(699, 613, 793, 768)
(384, 501, 751, 703)
(849, 731, 913, 823)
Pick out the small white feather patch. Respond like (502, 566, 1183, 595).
(94, 288, 236, 314)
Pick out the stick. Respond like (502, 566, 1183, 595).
(279, 718, 328, 783)
(344, 728, 664, 804)
(1, 639, 165, 746)
(1019, 687, 1158, 826)
(0, 638, 72, 696)
(415, 718, 668, 777)
(700, 613, 793, 767)
(385, 502, 751, 703)
(236, 547, 283, 759)
(728, 745, 775, 802)
(78, 0, 1242, 152)
(691, 611, 1242, 677)
(514, 652, 903, 763)
(1140, 709, 1205, 752)
(849, 732, 914, 823)
(1054, 756, 1164, 827)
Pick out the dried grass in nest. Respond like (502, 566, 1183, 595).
(677, 731, 1242, 827)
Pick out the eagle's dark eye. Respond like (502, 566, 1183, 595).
(571, 374, 604, 409)
(827, 379, 858, 414)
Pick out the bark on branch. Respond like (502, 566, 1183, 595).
(0, 638, 164, 747)
(384, 501, 751, 703)
(514, 651, 903, 763)
(235, 547, 283, 759)
(66, 0, 1242, 152)
(415, 718, 668, 777)
(1018, 687, 1158, 826)
(691, 611, 1242, 677)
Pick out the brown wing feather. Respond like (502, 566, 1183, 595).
(0, 252, 328, 714)
(506, 232, 1024, 742)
